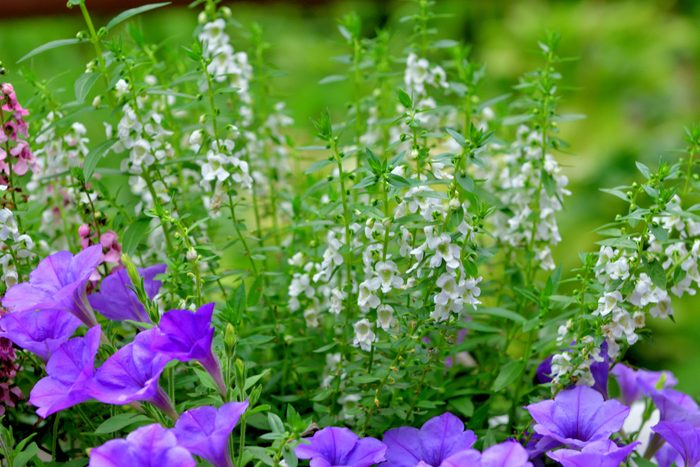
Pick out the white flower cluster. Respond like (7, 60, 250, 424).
(30, 113, 90, 238)
(395, 190, 482, 321)
(552, 195, 700, 384)
(0, 209, 33, 287)
(479, 125, 570, 270)
(199, 18, 253, 126)
(113, 81, 175, 176)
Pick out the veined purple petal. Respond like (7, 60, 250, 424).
(295, 426, 385, 467)
(89, 424, 195, 467)
(546, 440, 639, 467)
(90, 330, 175, 418)
(480, 441, 533, 467)
(89, 264, 165, 323)
(2, 245, 103, 327)
(526, 386, 629, 449)
(652, 421, 700, 467)
(382, 412, 475, 467)
(612, 363, 677, 406)
(0, 309, 81, 361)
(30, 326, 101, 418)
(173, 401, 248, 467)
(152, 303, 225, 395)
(649, 388, 700, 424)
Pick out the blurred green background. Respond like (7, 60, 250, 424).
(0, 0, 698, 391)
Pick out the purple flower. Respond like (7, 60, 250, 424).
(89, 264, 165, 323)
(29, 326, 101, 418)
(654, 442, 680, 467)
(589, 342, 609, 399)
(2, 245, 103, 327)
(0, 309, 81, 361)
(151, 303, 226, 395)
(173, 401, 249, 467)
(89, 424, 195, 467)
(479, 441, 533, 467)
(382, 412, 477, 467)
(295, 426, 386, 467)
(546, 440, 639, 467)
(535, 356, 553, 384)
(90, 330, 176, 419)
(611, 363, 677, 406)
(648, 388, 700, 424)
(652, 421, 700, 467)
(526, 385, 629, 450)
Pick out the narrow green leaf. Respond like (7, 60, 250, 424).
(12, 442, 38, 467)
(74, 72, 99, 104)
(121, 217, 152, 255)
(106, 2, 171, 31)
(83, 138, 117, 181)
(95, 413, 151, 434)
(17, 38, 84, 63)
(492, 360, 525, 392)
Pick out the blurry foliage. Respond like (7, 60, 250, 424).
(0, 0, 698, 389)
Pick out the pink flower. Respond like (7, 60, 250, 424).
(8, 141, 35, 176)
(100, 231, 122, 265)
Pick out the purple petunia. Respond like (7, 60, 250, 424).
(648, 387, 700, 424)
(173, 401, 249, 467)
(151, 303, 226, 395)
(295, 426, 387, 467)
(0, 309, 81, 361)
(611, 363, 677, 406)
(90, 330, 176, 419)
(30, 326, 101, 418)
(448, 441, 532, 467)
(654, 442, 681, 467)
(381, 412, 477, 467)
(526, 385, 629, 450)
(652, 421, 700, 467)
(546, 440, 639, 467)
(89, 264, 166, 323)
(89, 424, 195, 467)
(2, 245, 103, 327)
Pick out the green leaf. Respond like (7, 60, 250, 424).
(445, 128, 466, 147)
(636, 161, 651, 179)
(106, 2, 172, 31)
(95, 413, 151, 434)
(74, 72, 99, 104)
(12, 442, 38, 467)
(473, 307, 525, 324)
(318, 75, 347, 85)
(492, 360, 525, 392)
(83, 138, 117, 181)
(449, 397, 474, 417)
(646, 259, 667, 288)
(121, 217, 151, 255)
(397, 89, 412, 109)
(17, 38, 84, 63)
(267, 413, 285, 433)
(304, 159, 333, 175)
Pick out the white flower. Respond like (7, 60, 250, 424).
(357, 278, 381, 311)
(115, 79, 129, 98)
(201, 151, 232, 183)
(595, 291, 622, 316)
(353, 319, 375, 352)
(649, 298, 673, 319)
(628, 273, 666, 307)
(377, 304, 395, 331)
(375, 261, 403, 293)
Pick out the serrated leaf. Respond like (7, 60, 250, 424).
(106, 2, 171, 31)
(17, 38, 84, 63)
(83, 138, 117, 181)
(492, 360, 525, 392)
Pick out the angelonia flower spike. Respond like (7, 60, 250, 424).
(0, 1, 699, 466)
